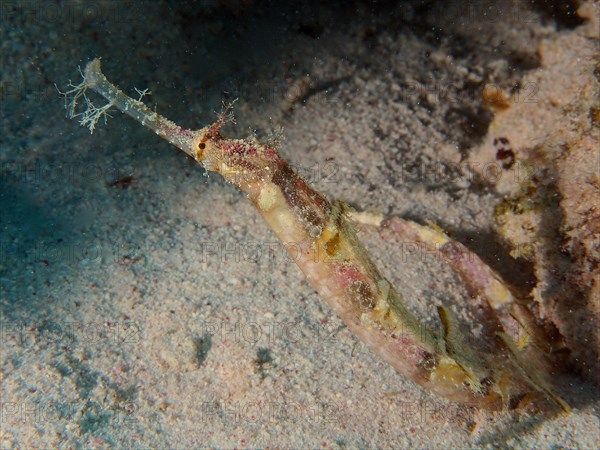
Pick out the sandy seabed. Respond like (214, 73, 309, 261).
(1, 1, 599, 448)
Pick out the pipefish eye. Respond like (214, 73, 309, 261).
(198, 142, 206, 150)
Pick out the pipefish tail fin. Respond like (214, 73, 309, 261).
(499, 332, 571, 413)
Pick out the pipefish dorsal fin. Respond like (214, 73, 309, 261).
(437, 306, 484, 394)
